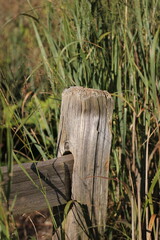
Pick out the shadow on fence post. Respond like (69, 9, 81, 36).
(54, 87, 114, 239)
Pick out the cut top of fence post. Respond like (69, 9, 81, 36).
(57, 86, 114, 239)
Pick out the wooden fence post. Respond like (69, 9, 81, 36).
(55, 87, 113, 239)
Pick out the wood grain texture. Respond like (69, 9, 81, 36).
(55, 86, 114, 239)
(1, 154, 73, 215)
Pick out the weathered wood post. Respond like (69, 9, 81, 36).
(56, 86, 113, 239)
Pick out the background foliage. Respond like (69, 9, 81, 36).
(0, 0, 160, 239)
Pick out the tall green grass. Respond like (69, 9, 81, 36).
(0, 0, 160, 239)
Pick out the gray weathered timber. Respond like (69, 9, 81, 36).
(55, 87, 114, 239)
(1, 154, 73, 215)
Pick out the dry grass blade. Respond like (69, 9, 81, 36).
(147, 214, 157, 240)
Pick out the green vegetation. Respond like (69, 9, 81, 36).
(0, 0, 160, 239)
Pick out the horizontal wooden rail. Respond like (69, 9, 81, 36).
(1, 154, 74, 215)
